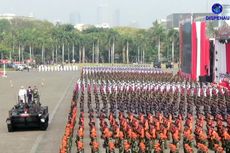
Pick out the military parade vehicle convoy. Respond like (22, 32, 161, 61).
(6, 93, 49, 132)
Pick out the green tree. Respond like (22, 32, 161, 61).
(148, 20, 166, 62)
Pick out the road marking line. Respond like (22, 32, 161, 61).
(49, 76, 74, 124)
(30, 134, 44, 153)
(29, 75, 75, 153)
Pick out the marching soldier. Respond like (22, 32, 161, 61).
(169, 143, 178, 153)
(76, 140, 84, 153)
(91, 140, 99, 153)
(123, 140, 131, 153)
(183, 127, 193, 147)
(107, 140, 115, 153)
(184, 144, 193, 153)
(197, 143, 209, 153)
(214, 144, 224, 153)
(154, 143, 162, 153)
(90, 126, 97, 141)
(222, 128, 230, 152)
(139, 141, 146, 153)
(77, 126, 84, 141)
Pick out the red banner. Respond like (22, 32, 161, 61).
(191, 22, 197, 80)
(226, 43, 230, 74)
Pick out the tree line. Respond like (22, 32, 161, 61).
(0, 18, 179, 64)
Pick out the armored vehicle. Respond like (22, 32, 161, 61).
(6, 96, 49, 132)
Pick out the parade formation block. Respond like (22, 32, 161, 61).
(60, 66, 230, 153)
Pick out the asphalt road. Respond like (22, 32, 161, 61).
(0, 71, 79, 153)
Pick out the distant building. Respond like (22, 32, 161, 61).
(0, 13, 35, 21)
(157, 19, 167, 28)
(74, 24, 95, 31)
(166, 13, 216, 29)
(166, 13, 190, 29)
(95, 23, 110, 29)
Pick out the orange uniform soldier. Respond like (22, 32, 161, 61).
(169, 143, 178, 153)
(140, 127, 145, 139)
(184, 144, 193, 153)
(150, 127, 156, 139)
(119, 131, 124, 140)
(123, 140, 131, 153)
(144, 120, 149, 130)
(139, 141, 146, 153)
(183, 128, 193, 146)
(91, 141, 99, 153)
(108, 141, 115, 152)
(154, 143, 162, 153)
(210, 130, 221, 145)
(197, 143, 208, 153)
(145, 131, 152, 140)
(114, 127, 120, 138)
(103, 127, 110, 138)
(90, 126, 97, 139)
(90, 129, 97, 140)
(77, 127, 84, 140)
(76, 140, 84, 153)
(214, 144, 224, 153)
(172, 129, 180, 145)
(127, 128, 132, 139)
(223, 129, 230, 152)
(156, 121, 160, 131)
(159, 131, 167, 150)
(198, 131, 208, 145)
(131, 131, 138, 140)
(104, 130, 112, 139)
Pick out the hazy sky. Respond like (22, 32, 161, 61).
(0, 0, 230, 28)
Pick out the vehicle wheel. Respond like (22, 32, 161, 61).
(7, 124, 14, 132)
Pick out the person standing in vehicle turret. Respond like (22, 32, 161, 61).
(32, 86, 40, 104)
(18, 86, 27, 103)
(27, 86, 33, 103)
(32, 86, 38, 96)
